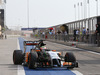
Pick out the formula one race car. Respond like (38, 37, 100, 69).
(13, 40, 78, 69)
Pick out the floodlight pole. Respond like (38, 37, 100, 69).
(74, 4, 76, 21)
(77, 3, 80, 20)
(96, 0, 98, 16)
(81, 2, 83, 19)
(27, 0, 29, 29)
(87, 0, 90, 18)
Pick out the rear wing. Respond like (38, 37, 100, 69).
(24, 39, 45, 46)
(24, 41, 39, 46)
(23, 40, 45, 53)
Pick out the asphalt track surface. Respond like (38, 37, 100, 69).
(0, 37, 18, 75)
(0, 37, 100, 75)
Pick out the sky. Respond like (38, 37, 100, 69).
(5, 0, 100, 29)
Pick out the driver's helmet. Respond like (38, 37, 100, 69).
(40, 46, 47, 50)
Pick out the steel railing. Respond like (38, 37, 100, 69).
(32, 33, 100, 47)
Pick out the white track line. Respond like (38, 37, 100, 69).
(72, 70, 83, 75)
(17, 38, 25, 75)
(55, 42, 100, 56)
(18, 65, 25, 75)
(72, 47, 100, 55)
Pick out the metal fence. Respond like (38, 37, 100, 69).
(32, 33, 100, 47)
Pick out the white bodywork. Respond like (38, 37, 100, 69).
(47, 51, 61, 60)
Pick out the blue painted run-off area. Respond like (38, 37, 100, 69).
(18, 37, 76, 75)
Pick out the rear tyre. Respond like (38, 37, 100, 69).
(13, 50, 23, 65)
(28, 51, 38, 69)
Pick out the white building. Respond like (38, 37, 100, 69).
(0, 0, 6, 9)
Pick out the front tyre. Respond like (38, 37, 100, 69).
(64, 52, 76, 69)
(64, 52, 76, 62)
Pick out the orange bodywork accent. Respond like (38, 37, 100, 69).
(35, 50, 40, 52)
(58, 52, 61, 55)
(46, 62, 49, 65)
(25, 52, 29, 62)
(63, 62, 72, 66)
(52, 50, 56, 52)
(42, 62, 50, 66)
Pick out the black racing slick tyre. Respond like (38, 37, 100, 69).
(13, 50, 23, 65)
(64, 52, 76, 62)
(28, 51, 38, 69)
